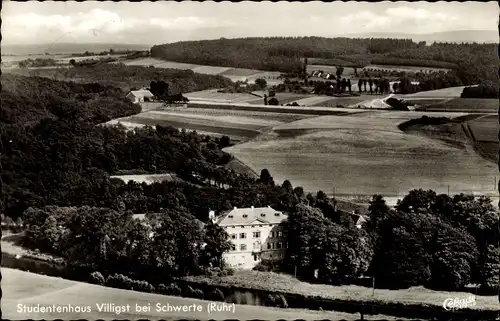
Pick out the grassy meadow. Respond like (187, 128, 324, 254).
(224, 112, 498, 198)
(183, 270, 499, 311)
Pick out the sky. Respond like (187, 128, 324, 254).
(2, 1, 498, 45)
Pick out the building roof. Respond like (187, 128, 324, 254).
(216, 206, 287, 226)
(127, 90, 154, 98)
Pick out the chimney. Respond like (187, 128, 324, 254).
(267, 205, 271, 208)
(251, 206, 254, 210)
(233, 206, 237, 210)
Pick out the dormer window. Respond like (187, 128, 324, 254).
(260, 213, 266, 217)
(243, 214, 248, 218)
(274, 213, 280, 216)
(228, 215, 233, 218)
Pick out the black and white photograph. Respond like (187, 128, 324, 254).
(1, 1, 499, 320)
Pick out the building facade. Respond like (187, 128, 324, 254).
(211, 206, 288, 270)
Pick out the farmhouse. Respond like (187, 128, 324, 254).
(126, 89, 154, 104)
(210, 206, 288, 269)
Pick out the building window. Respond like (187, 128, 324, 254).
(240, 233, 246, 239)
(231, 234, 237, 239)
(254, 254, 258, 261)
(240, 244, 247, 251)
(253, 231, 261, 238)
(277, 242, 282, 249)
(270, 231, 275, 238)
(231, 244, 236, 251)
(253, 242, 261, 250)
(278, 231, 283, 237)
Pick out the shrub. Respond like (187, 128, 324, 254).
(106, 273, 133, 290)
(89, 271, 105, 285)
(192, 288, 204, 300)
(253, 262, 271, 272)
(209, 288, 225, 302)
(183, 285, 196, 298)
(220, 267, 235, 276)
(276, 294, 289, 308)
(131, 279, 155, 293)
(167, 283, 182, 296)
(264, 294, 277, 307)
(157, 283, 168, 295)
(264, 294, 288, 308)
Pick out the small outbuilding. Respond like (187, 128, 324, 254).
(126, 89, 154, 104)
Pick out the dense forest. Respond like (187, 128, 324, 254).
(151, 37, 498, 84)
(5, 63, 233, 94)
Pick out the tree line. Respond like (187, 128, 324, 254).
(5, 63, 233, 94)
(150, 37, 497, 84)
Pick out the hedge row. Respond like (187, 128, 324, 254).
(89, 271, 226, 303)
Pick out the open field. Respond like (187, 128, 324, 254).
(312, 96, 369, 108)
(416, 98, 498, 113)
(119, 57, 198, 70)
(185, 90, 258, 103)
(184, 270, 499, 311)
(468, 115, 498, 142)
(110, 174, 180, 185)
(247, 93, 315, 105)
(107, 107, 313, 141)
(287, 95, 334, 106)
(364, 64, 451, 73)
(467, 115, 498, 163)
(3, 268, 393, 321)
(399, 86, 468, 98)
(120, 58, 281, 84)
(306, 64, 356, 77)
(225, 112, 498, 199)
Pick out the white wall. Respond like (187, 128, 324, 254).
(222, 223, 287, 269)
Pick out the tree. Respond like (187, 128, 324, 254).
(268, 97, 279, 105)
(259, 169, 275, 186)
(69, 59, 76, 66)
(429, 221, 479, 290)
(200, 222, 232, 268)
(396, 189, 437, 214)
(218, 136, 231, 148)
(255, 78, 267, 89)
(478, 244, 500, 292)
(335, 66, 344, 78)
(369, 212, 433, 289)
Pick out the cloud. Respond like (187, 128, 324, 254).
(2, 9, 236, 44)
(339, 7, 458, 33)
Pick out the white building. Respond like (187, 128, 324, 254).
(211, 206, 288, 270)
(126, 89, 154, 104)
